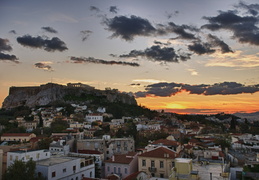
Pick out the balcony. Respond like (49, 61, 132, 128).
(148, 167, 157, 173)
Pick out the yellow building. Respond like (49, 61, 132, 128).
(138, 147, 177, 179)
(169, 158, 199, 180)
(0, 133, 36, 142)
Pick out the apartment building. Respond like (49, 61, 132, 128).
(77, 135, 135, 160)
(1, 133, 36, 142)
(36, 156, 95, 180)
(138, 147, 178, 179)
(105, 152, 138, 179)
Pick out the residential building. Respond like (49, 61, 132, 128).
(138, 147, 178, 178)
(85, 114, 103, 123)
(7, 149, 51, 167)
(149, 139, 182, 153)
(1, 133, 36, 142)
(77, 135, 135, 160)
(49, 139, 70, 155)
(169, 158, 199, 180)
(105, 152, 138, 179)
(36, 155, 95, 180)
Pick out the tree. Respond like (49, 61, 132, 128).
(3, 159, 45, 180)
(37, 137, 53, 149)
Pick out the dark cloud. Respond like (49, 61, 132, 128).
(0, 53, 18, 62)
(0, 38, 18, 62)
(188, 42, 215, 55)
(166, 22, 198, 40)
(202, 9, 259, 46)
(41, 26, 58, 33)
(34, 62, 53, 71)
(90, 6, 100, 12)
(9, 30, 16, 34)
(0, 38, 13, 52)
(153, 40, 171, 46)
(104, 15, 156, 41)
(109, 6, 118, 13)
(17, 35, 68, 52)
(134, 81, 259, 98)
(80, 30, 93, 41)
(70, 56, 140, 67)
(130, 83, 141, 86)
(236, 2, 259, 16)
(120, 45, 190, 63)
(207, 34, 233, 53)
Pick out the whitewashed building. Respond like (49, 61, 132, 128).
(85, 114, 103, 123)
(36, 156, 95, 180)
(7, 149, 51, 167)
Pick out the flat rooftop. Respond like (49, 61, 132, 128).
(37, 156, 77, 166)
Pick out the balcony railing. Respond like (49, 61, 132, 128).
(148, 167, 157, 173)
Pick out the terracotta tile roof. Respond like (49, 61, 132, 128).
(105, 152, 137, 164)
(106, 174, 120, 180)
(123, 171, 144, 180)
(1, 133, 34, 137)
(138, 147, 177, 159)
(151, 139, 179, 147)
(78, 149, 102, 154)
(184, 144, 193, 149)
(30, 137, 44, 143)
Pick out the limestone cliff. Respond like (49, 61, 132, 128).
(2, 83, 137, 108)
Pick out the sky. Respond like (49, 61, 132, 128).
(1, 0, 259, 114)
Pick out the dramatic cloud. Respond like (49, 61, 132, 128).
(0, 38, 18, 62)
(80, 30, 93, 41)
(135, 81, 259, 97)
(207, 34, 233, 53)
(165, 22, 198, 40)
(70, 56, 140, 67)
(120, 45, 191, 62)
(34, 62, 53, 71)
(41, 26, 58, 33)
(153, 40, 171, 46)
(104, 15, 156, 41)
(109, 6, 118, 13)
(9, 30, 16, 34)
(188, 42, 215, 55)
(236, 2, 259, 16)
(90, 6, 100, 12)
(17, 35, 68, 52)
(202, 8, 259, 46)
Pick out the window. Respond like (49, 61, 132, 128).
(114, 167, 116, 173)
(52, 171, 56, 177)
(151, 160, 155, 168)
(73, 165, 76, 172)
(118, 167, 121, 174)
(90, 171, 92, 178)
(107, 166, 110, 172)
(160, 161, 164, 168)
(125, 168, 128, 174)
(63, 168, 66, 173)
(10, 155, 12, 161)
(142, 159, 146, 167)
(160, 174, 164, 178)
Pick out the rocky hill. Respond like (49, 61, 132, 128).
(2, 82, 137, 108)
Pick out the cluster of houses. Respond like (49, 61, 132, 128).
(0, 106, 259, 179)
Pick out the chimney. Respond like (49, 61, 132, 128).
(112, 155, 115, 162)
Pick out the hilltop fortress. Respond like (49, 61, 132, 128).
(2, 82, 137, 108)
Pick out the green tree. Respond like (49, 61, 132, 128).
(37, 137, 52, 149)
(3, 159, 45, 180)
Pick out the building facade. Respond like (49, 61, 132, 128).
(138, 147, 178, 179)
